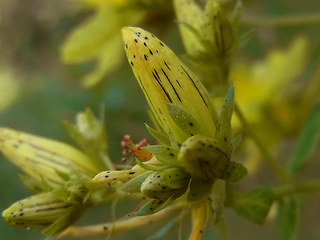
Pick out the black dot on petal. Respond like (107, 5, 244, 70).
(144, 55, 148, 60)
(144, 42, 147, 47)
(160, 42, 164, 46)
(130, 61, 134, 66)
(145, 36, 148, 40)
(134, 39, 138, 43)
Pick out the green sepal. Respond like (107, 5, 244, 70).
(231, 133, 242, 152)
(145, 123, 171, 146)
(233, 186, 276, 224)
(41, 207, 84, 236)
(187, 179, 213, 201)
(136, 198, 172, 216)
(215, 85, 234, 153)
(120, 171, 152, 193)
(167, 103, 201, 139)
(222, 161, 247, 183)
(143, 145, 179, 166)
(52, 183, 90, 205)
(286, 103, 320, 174)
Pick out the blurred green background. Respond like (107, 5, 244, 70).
(0, 0, 320, 239)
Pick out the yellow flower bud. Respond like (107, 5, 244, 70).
(2, 192, 74, 229)
(122, 26, 217, 143)
(203, 1, 235, 57)
(0, 128, 99, 187)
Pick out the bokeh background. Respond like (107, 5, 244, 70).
(0, 0, 319, 239)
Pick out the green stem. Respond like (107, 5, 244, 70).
(273, 179, 320, 197)
(234, 104, 290, 183)
(242, 13, 320, 27)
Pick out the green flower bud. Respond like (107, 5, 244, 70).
(178, 135, 230, 181)
(141, 167, 190, 199)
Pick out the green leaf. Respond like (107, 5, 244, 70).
(166, 103, 201, 138)
(148, 217, 180, 239)
(145, 123, 171, 146)
(187, 179, 213, 201)
(215, 85, 234, 153)
(276, 197, 298, 240)
(120, 171, 152, 193)
(233, 186, 276, 224)
(287, 103, 320, 174)
(143, 145, 178, 165)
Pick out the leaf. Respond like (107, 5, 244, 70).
(120, 171, 152, 193)
(148, 217, 180, 239)
(287, 103, 320, 174)
(166, 103, 201, 138)
(145, 123, 171, 146)
(187, 179, 213, 201)
(143, 145, 178, 165)
(233, 186, 276, 224)
(275, 197, 298, 240)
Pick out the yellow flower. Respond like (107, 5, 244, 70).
(232, 36, 308, 128)
(61, 1, 172, 87)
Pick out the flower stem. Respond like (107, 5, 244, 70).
(59, 203, 185, 237)
(242, 13, 320, 27)
(188, 202, 207, 240)
(234, 104, 290, 183)
(273, 179, 320, 197)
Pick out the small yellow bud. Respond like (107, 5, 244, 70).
(2, 192, 74, 229)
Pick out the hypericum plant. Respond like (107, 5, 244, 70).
(2, 1, 320, 240)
